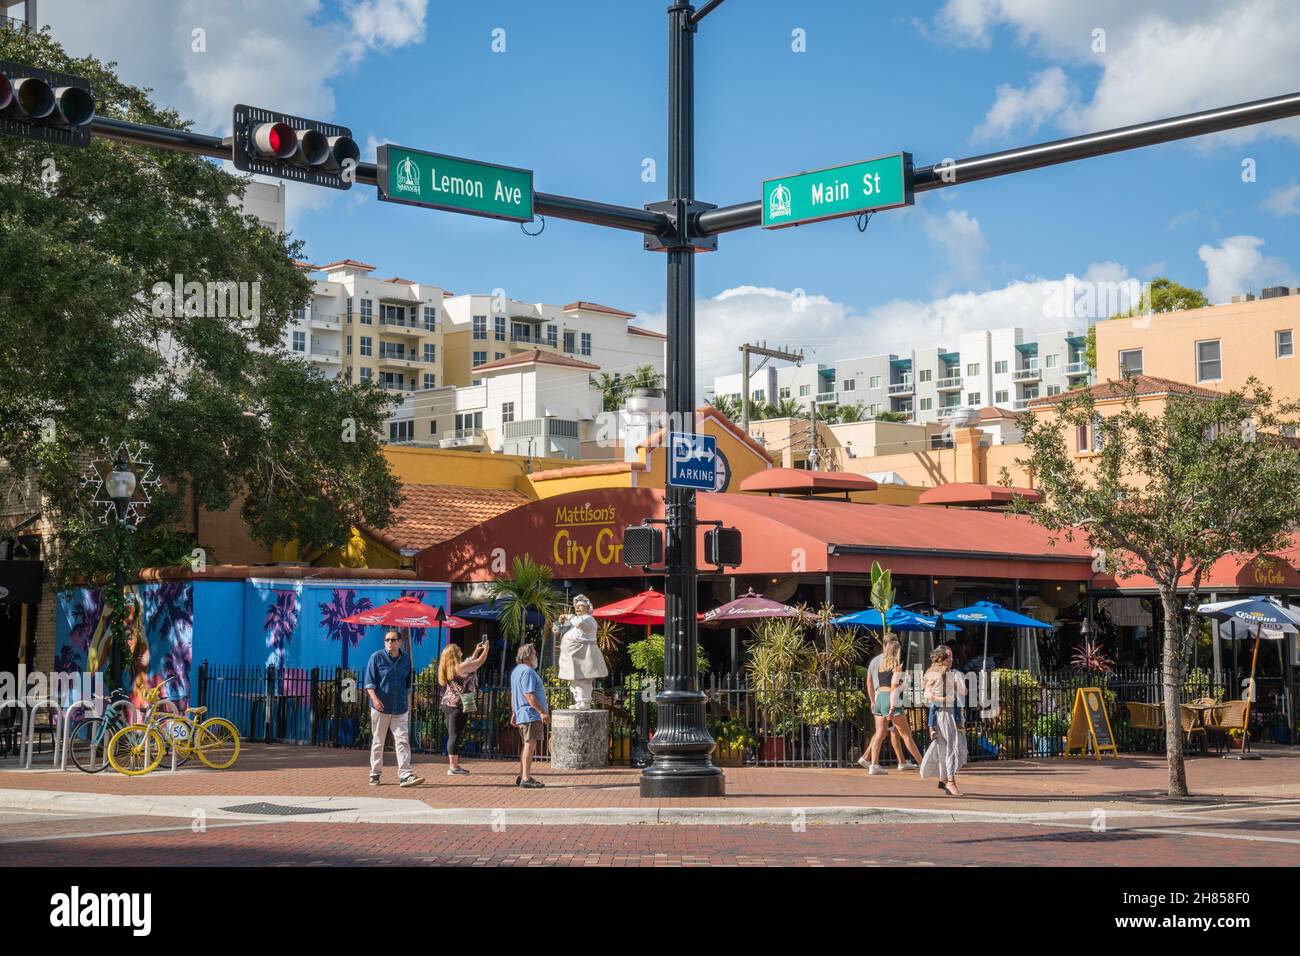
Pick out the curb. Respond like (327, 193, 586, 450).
(0, 788, 1179, 827)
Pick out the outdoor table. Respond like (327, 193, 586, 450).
(1183, 702, 1217, 754)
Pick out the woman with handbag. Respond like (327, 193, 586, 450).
(439, 638, 489, 776)
(920, 645, 968, 796)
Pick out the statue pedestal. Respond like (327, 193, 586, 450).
(550, 708, 610, 770)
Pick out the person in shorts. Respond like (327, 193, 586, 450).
(509, 642, 549, 789)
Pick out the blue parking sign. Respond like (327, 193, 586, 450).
(668, 432, 717, 489)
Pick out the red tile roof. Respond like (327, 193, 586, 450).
(318, 258, 377, 272)
(563, 300, 636, 318)
(385, 277, 418, 286)
(361, 484, 529, 554)
(471, 349, 601, 373)
(627, 325, 667, 339)
(977, 405, 1020, 421)
(529, 462, 636, 482)
(1028, 374, 1227, 407)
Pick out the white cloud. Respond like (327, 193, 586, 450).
(43, 0, 428, 135)
(935, 0, 1300, 145)
(1198, 235, 1296, 304)
(921, 209, 988, 291)
(1262, 183, 1300, 217)
(973, 67, 1074, 142)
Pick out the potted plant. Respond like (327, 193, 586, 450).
(1032, 713, 1070, 756)
(1225, 727, 1246, 751)
(745, 617, 812, 762)
(713, 718, 755, 766)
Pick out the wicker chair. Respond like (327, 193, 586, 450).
(1179, 704, 1208, 753)
(1206, 701, 1250, 754)
(1125, 702, 1165, 752)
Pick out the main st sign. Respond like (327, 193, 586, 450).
(763, 151, 913, 228)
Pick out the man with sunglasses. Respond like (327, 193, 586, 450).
(364, 630, 424, 787)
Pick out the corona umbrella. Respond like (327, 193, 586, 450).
(1196, 596, 1300, 723)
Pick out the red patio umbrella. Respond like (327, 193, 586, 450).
(700, 589, 815, 626)
(591, 589, 704, 626)
(341, 595, 461, 658)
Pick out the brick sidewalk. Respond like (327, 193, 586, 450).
(2, 743, 1297, 813)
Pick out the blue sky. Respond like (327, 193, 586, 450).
(44, 0, 1300, 381)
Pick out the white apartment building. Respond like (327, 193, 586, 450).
(711, 326, 1093, 426)
(711, 363, 835, 412)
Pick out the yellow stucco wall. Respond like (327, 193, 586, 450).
(1095, 296, 1298, 403)
(529, 471, 636, 499)
(383, 445, 577, 496)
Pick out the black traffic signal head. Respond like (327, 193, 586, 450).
(623, 526, 664, 568)
(704, 527, 742, 567)
(0, 60, 95, 148)
(232, 104, 357, 190)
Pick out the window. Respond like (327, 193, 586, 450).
(495, 352, 505, 361)
(1044, 354, 1059, 369)
(919, 397, 932, 411)
(779, 387, 791, 399)
(359, 336, 372, 357)
(359, 298, 372, 324)
(967, 363, 981, 376)
(292, 331, 305, 352)
(868, 375, 881, 389)
(1075, 424, 1089, 453)
(1091, 414, 1105, 452)
(359, 367, 373, 382)
(456, 411, 483, 432)
(473, 315, 487, 340)
(580, 332, 592, 356)
(423, 344, 435, 363)
(564, 331, 576, 353)
(1196, 340, 1221, 382)
(346, 335, 352, 356)
(994, 360, 1008, 375)
(918, 368, 932, 383)
(388, 420, 413, 442)
(472, 351, 487, 367)
(294, 307, 306, 323)
(1047, 385, 1062, 396)
(379, 372, 404, 390)
(994, 389, 1008, 404)
(869, 403, 883, 416)
(379, 342, 404, 359)
(346, 296, 353, 320)
(547, 324, 558, 347)
(494, 315, 506, 341)
(752, 390, 765, 403)
(799, 384, 810, 397)
(1023, 386, 1039, 400)
(423, 306, 437, 330)
(423, 373, 436, 389)
(502, 402, 515, 424)
(1119, 349, 1143, 376)
(967, 392, 981, 406)
(1278, 330, 1294, 358)
(380, 303, 403, 324)
(430, 420, 438, 435)
(841, 379, 856, 392)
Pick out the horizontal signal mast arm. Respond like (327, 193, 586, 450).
(693, 89, 1300, 236)
(89, 115, 672, 236)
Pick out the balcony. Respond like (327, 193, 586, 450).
(1013, 367, 1041, 383)
(378, 317, 427, 339)
(439, 428, 488, 449)
(503, 418, 580, 440)
(814, 391, 838, 405)
(1065, 362, 1089, 376)
(936, 375, 962, 390)
(309, 313, 342, 330)
(887, 379, 913, 396)
(377, 353, 425, 371)
(309, 347, 341, 363)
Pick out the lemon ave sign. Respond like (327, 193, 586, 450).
(377, 144, 533, 223)
(763, 151, 912, 229)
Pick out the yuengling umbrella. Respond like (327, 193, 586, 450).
(702, 589, 815, 626)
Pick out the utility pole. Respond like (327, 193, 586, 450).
(807, 400, 819, 471)
(738, 342, 803, 433)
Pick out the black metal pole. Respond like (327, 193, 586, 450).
(640, 1, 723, 798)
(112, 528, 123, 691)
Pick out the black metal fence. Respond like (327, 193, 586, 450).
(194, 662, 1291, 768)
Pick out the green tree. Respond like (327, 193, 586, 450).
(485, 555, 565, 673)
(711, 394, 741, 421)
(1086, 277, 1208, 370)
(874, 411, 911, 423)
(0, 26, 401, 587)
(1012, 378, 1300, 797)
(593, 372, 626, 412)
(836, 402, 866, 423)
(624, 364, 665, 392)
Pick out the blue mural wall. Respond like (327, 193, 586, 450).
(56, 577, 450, 711)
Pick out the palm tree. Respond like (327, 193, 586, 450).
(712, 394, 741, 421)
(593, 372, 625, 411)
(772, 397, 802, 418)
(625, 364, 665, 392)
(836, 402, 866, 423)
(486, 555, 566, 675)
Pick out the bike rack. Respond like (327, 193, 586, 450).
(0, 698, 27, 763)
(22, 696, 62, 770)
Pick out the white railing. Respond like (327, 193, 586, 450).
(1065, 362, 1089, 375)
(936, 376, 962, 389)
(1013, 368, 1041, 382)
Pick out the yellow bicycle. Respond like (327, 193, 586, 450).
(106, 678, 241, 776)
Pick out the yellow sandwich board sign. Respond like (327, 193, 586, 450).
(1065, 687, 1118, 758)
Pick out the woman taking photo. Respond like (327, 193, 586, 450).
(438, 638, 489, 776)
(861, 637, 924, 775)
(920, 645, 967, 796)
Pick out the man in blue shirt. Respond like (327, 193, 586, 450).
(509, 642, 549, 788)
(364, 630, 424, 787)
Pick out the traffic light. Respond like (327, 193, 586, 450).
(231, 104, 358, 190)
(0, 59, 95, 148)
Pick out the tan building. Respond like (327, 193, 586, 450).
(1095, 292, 1298, 404)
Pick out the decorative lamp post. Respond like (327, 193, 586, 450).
(105, 456, 136, 687)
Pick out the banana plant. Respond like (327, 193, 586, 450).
(869, 560, 895, 644)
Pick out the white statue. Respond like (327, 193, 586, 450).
(554, 594, 608, 709)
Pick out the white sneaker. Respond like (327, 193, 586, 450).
(856, 756, 871, 770)
(868, 764, 887, 775)
(902, 760, 919, 770)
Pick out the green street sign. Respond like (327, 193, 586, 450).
(377, 144, 534, 223)
(762, 151, 912, 229)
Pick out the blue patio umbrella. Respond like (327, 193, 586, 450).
(833, 605, 959, 632)
(943, 601, 1054, 671)
(457, 599, 546, 627)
